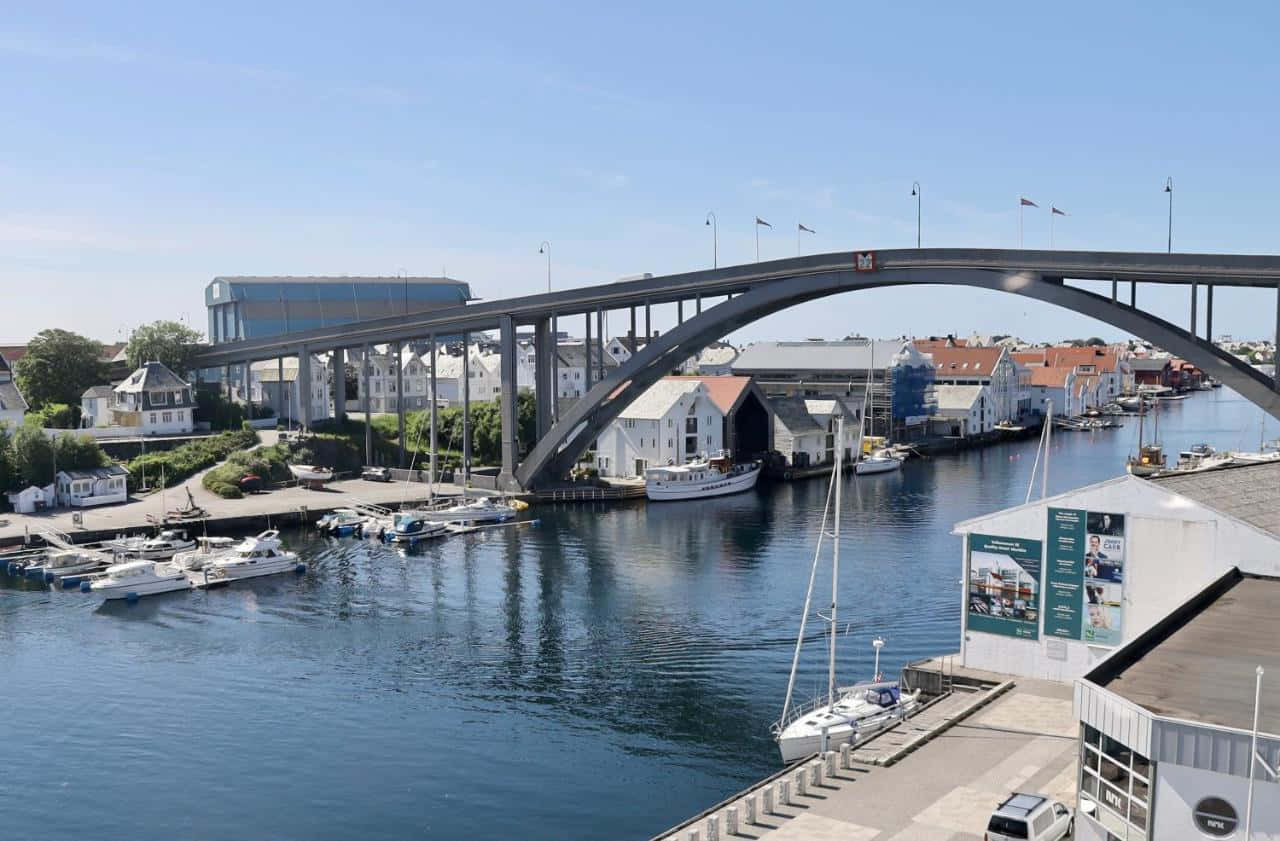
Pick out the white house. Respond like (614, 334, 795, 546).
(556, 341, 620, 400)
(594, 378, 724, 478)
(929, 384, 995, 438)
(1026, 366, 1079, 416)
(917, 343, 1020, 424)
(0, 352, 28, 428)
(250, 354, 333, 423)
(111, 362, 196, 435)
(354, 346, 437, 413)
(6, 483, 53, 514)
(80, 385, 115, 428)
(56, 465, 129, 508)
(770, 396, 860, 468)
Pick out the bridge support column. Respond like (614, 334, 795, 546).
(429, 333, 437, 489)
(298, 346, 312, 431)
(331, 347, 346, 424)
(360, 344, 372, 466)
(534, 317, 552, 440)
(645, 302, 651, 341)
(696, 294, 702, 314)
(596, 308, 605, 381)
(395, 340, 406, 468)
(550, 313, 559, 424)
(1275, 284, 1280, 392)
(498, 315, 521, 490)
(223, 364, 231, 404)
(1111, 278, 1117, 303)
(1206, 285, 1214, 343)
(584, 312, 593, 390)
(1190, 281, 1198, 337)
(244, 362, 253, 419)
(677, 299, 684, 324)
(629, 307, 636, 351)
(462, 331, 471, 487)
(276, 357, 285, 421)
(1131, 281, 1137, 308)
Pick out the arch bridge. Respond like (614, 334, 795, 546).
(190, 249, 1280, 490)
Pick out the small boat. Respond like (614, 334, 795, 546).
(1158, 393, 1188, 401)
(421, 497, 525, 523)
(385, 512, 452, 543)
(88, 560, 191, 600)
(1126, 397, 1166, 477)
(774, 418, 919, 762)
(198, 530, 303, 585)
(104, 529, 196, 560)
(27, 550, 107, 581)
(171, 536, 238, 571)
(289, 464, 334, 486)
(644, 453, 762, 501)
(316, 508, 367, 536)
(854, 450, 902, 475)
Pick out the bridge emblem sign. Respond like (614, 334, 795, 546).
(855, 251, 876, 271)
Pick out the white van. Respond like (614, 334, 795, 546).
(985, 792, 1073, 840)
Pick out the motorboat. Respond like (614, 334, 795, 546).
(1176, 443, 1216, 470)
(421, 497, 525, 524)
(27, 550, 107, 581)
(170, 536, 237, 571)
(289, 464, 334, 485)
(104, 529, 196, 560)
(197, 530, 302, 585)
(854, 449, 902, 475)
(316, 508, 367, 537)
(385, 512, 451, 543)
(776, 681, 921, 762)
(644, 453, 762, 501)
(87, 560, 191, 600)
(773, 416, 920, 762)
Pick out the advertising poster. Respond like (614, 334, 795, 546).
(1046, 508, 1125, 646)
(966, 533, 1043, 640)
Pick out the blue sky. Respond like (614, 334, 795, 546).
(2, 1, 1279, 345)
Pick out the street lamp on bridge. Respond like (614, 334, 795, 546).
(538, 241, 551, 292)
(705, 211, 717, 268)
(1164, 177, 1174, 253)
(911, 181, 921, 248)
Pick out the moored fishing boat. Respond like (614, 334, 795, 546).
(316, 508, 367, 536)
(644, 453, 761, 501)
(420, 496, 525, 523)
(385, 511, 451, 543)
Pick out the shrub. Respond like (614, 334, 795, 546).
(126, 428, 257, 492)
(207, 482, 243, 499)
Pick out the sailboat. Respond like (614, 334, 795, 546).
(773, 415, 920, 763)
(853, 374, 901, 476)
(1126, 396, 1166, 477)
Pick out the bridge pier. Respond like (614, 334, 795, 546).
(462, 331, 471, 488)
(429, 333, 438, 489)
(298, 346, 312, 431)
(1131, 281, 1137, 308)
(1206, 285, 1214, 343)
(584, 312, 593, 390)
(550, 313, 559, 424)
(395, 340, 405, 468)
(534, 317, 553, 440)
(331, 347, 346, 425)
(360, 344, 372, 466)
(596, 308, 605, 381)
(1191, 282, 1198, 336)
(276, 357, 285, 421)
(498, 315, 521, 490)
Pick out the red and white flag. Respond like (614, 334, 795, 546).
(1051, 206, 1068, 216)
(1020, 197, 1039, 208)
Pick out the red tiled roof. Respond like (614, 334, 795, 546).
(923, 346, 1003, 375)
(1029, 366, 1073, 387)
(913, 337, 968, 353)
(664, 375, 754, 414)
(0, 345, 28, 365)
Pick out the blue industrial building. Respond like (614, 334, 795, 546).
(204, 276, 473, 344)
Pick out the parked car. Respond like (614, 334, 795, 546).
(986, 793, 1072, 840)
(239, 473, 263, 493)
(361, 466, 392, 482)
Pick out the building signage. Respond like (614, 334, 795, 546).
(1046, 508, 1125, 646)
(854, 251, 876, 271)
(966, 533, 1042, 640)
(1192, 797, 1238, 837)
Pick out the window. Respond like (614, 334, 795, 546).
(162, 412, 172, 423)
(149, 413, 156, 424)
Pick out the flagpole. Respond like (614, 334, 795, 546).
(1050, 210, 1054, 249)
(756, 221, 760, 263)
(1245, 665, 1263, 840)
(1019, 197, 1023, 249)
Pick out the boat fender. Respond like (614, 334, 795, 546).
(79, 580, 92, 593)
(44, 571, 56, 583)
(294, 562, 307, 574)
(125, 592, 140, 603)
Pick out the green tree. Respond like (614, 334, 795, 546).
(15, 329, 108, 409)
(27, 402, 80, 429)
(0, 423, 15, 493)
(54, 433, 109, 472)
(11, 425, 56, 487)
(125, 320, 204, 375)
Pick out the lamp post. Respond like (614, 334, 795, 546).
(538, 241, 551, 292)
(911, 182, 921, 248)
(704, 212, 717, 268)
(1164, 177, 1173, 253)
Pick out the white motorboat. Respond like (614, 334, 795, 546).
(88, 560, 191, 600)
(289, 464, 334, 483)
(317, 508, 367, 536)
(385, 511, 452, 543)
(28, 550, 108, 581)
(104, 529, 196, 560)
(421, 497, 525, 524)
(198, 530, 302, 585)
(170, 536, 237, 571)
(644, 453, 761, 501)
(773, 417, 920, 763)
(854, 449, 902, 475)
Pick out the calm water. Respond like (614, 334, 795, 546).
(3, 389, 1275, 840)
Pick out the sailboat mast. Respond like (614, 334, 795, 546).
(829, 414, 843, 707)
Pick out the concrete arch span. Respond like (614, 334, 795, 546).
(516, 267, 1280, 489)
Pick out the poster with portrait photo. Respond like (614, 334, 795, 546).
(1083, 532, 1124, 583)
(1082, 580, 1123, 645)
(1086, 512, 1125, 537)
(1047, 508, 1128, 645)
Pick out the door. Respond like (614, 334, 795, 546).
(635, 459, 645, 477)
(1049, 802, 1071, 838)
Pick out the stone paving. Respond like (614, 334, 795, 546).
(663, 680, 1078, 841)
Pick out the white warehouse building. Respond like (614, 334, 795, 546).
(594, 379, 724, 478)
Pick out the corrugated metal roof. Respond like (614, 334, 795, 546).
(1151, 460, 1280, 538)
(732, 339, 909, 373)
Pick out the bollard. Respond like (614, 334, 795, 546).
(826, 750, 838, 777)
(779, 778, 790, 806)
(794, 769, 806, 797)
(811, 759, 823, 788)
(745, 794, 757, 825)
(705, 814, 719, 841)
(840, 742, 851, 769)
(762, 786, 774, 814)
(725, 806, 738, 836)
